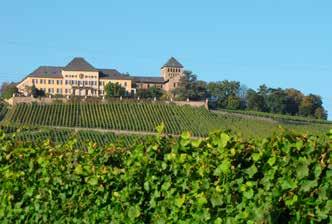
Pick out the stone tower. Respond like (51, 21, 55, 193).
(160, 57, 184, 92)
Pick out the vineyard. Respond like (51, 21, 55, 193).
(1, 127, 145, 148)
(0, 101, 7, 122)
(0, 129, 331, 223)
(2, 102, 332, 138)
(216, 108, 332, 125)
(3, 103, 219, 136)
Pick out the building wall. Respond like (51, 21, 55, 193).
(17, 71, 132, 97)
(160, 67, 184, 92)
(62, 70, 99, 96)
(17, 77, 64, 96)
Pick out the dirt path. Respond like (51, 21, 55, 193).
(40, 125, 202, 139)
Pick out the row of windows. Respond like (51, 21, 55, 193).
(167, 68, 181, 72)
(41, 88, 102, 95)
(42, 88, 105, 95)
(85, 75, 97, 79)
(169, 73, 178, 78)
(32, 79, 62, 85)
(41, 88, 62, 94)
(64, 74, 98, 79)
(65, 80, 98, 86)
(65, 75, 77, 78)
(137, 83, 163, 88)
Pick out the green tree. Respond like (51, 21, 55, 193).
(226, 95, 241, 110)
(314, 107, 327, 120)
(137, 86, 163, 99)
(173, 70, 207, 100)
(246, 89, 266, 111)
(298, 94, 327, 119)
(104, 82, 126, 97)
(27, 85, 45, 98)
(0, 82, 18, 99)
(207, 80, 240, 108)
(265, 88, 288, 114)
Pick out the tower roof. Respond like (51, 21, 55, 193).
(63, 57, 98, 71)
(161, 57, 183, 69)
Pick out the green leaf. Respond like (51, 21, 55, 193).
(295, 141, 303, 150)
(156, 122, 165, 135)
(267, 156, 276, 166)
(192, 139, 202, 148)
(181, 131, 191, 140)
(281, 178, 297, 190)
(313, 164, 322, 178)
(219, 133, 230, 148)
(252, 153, 261, 162)
(214, 159, 231, 176)
(87, 176, 98, 186)
(175, 195, 186, 207)
(296, 159, 309, 179)
(128, 206, 140, 220)
(211, 193, 223, 207)
(245, 165, 257, 178)
(144, 181, 150, 192)
(74, 164, 83, 175)
(214, 217, 222, 224)
(197, 193, 208, 206)
(285, 195, 298, 206)
(161, 181, 171, 191)
(243, 188, 254, 199)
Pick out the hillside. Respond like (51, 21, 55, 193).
(1, 102, 331, 138)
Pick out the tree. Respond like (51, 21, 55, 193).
(104, 82, 126, 97)
(299, 94, 324, 118)
(0, 82, 18, 99)
(173, 70, 208, 101)
(207, 80, 240, 108)
(314, 107, 327, 120)
(30, 85, 45, 98)
(246, 89, 266, 111)
(137, 86, 163, 99)
(265, 88, 288, 114)
(227, 95, 241, 110)
(285, 88, 304, 115)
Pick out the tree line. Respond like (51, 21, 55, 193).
(172, 71, 328, 120)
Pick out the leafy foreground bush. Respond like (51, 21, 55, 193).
(0, 130, 331, 223)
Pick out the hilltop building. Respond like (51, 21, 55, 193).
(17, 57, 184, 97)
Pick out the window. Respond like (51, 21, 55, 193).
(174, 83, 176, 87)
(56, 88, 62, 94)
(124, 82, 127, 87)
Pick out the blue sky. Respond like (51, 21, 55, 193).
(0, 0, 331, 119)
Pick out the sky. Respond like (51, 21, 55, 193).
(0, 0, 331, 119)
